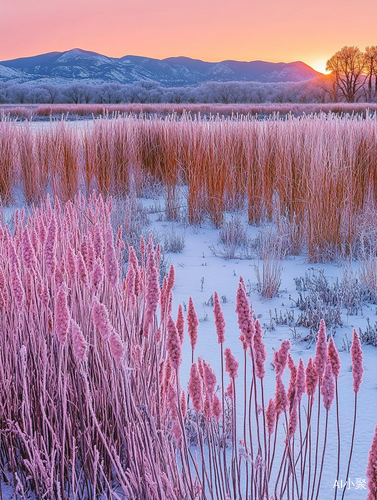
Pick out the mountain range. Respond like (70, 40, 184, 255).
(0, 48, 321, 87)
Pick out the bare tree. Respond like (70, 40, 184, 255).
(365, 46, 377, 100)
(326, 46, 367, 102)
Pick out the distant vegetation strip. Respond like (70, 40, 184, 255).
(2, 102, 377, 119)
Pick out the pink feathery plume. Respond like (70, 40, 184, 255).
(128, 245, 139, 271)
(167, 264, 175, 294)
(31, 227, 39, 255)
(224, 347, 239, 380)
(67, 245, 76, 281)
(71, 319, 88, 362)
(105, 227, 119, 287)
(287, 354, 297, 411)
(296, 358, 306, 402)
(351, 329, 363, 393)
(187, 297, 199, 352)
(328, 337, 341, 379)
(266, 399, 276, 435)
(212, 393, 222, 422)
(236, 276, 254, 348)
(134, 263, 142, 297)
(81, 238, 88, 264)
(11, 262, 24, 310)
(274, 375, 288, 417)
(163, 358, 172, 394)
(44, 214, 57, 275)
(314, 319, 328, 382)
(22, 228, 37, 270)
(204, 392, 213, 419)
(181, 390, 187, 418)
(226, 382, 233, 399)
(288, 402, 298, 438)
(92, 298, 112, 341)
(203, 361, 217, 400)
(321, 360, 335, 411)
(188, 363, 203, 412)
(253, 319, 267, 379)
(76, 251, 88, 285)
(213, 291, 225, 345)
(273, 340, 291, 377)
(91, 259, 104, 290)
(197, 357, 204, 379)
(109, 329, 124, 368)
(124, 261, 136, 308)
(116, 226, 125, 253)
(155, 243, 161, 274)
(140, 236, 145, 264)
(367, 425, 377, 500)
(167, 383, 177, 420)
(93, 224, 104, 258)
(172, 421, 182, 446)
(55, 262, 65, 289)
(176, 304, 185, 344)
(86, 237, 95, 274)
(305, 357, 318, 398)
(144, 236, 160, 334)
(166, 316, 182, 370)
(55, 286, 70, 344)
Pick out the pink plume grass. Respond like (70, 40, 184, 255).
(188, 363, 202, 412)
(224, 347, 239, 380)
(328, 336, 341, 379)
(167, 316, 182, 370)
(273, 340, 291, 377)
(55, 286, 70, 344)
(351, 329, 363, 393)
(213, 291, 225, 345)
(187, 297, 199, 353)
(367, 425, 377, 500)
(253, 319, 266, 379)
(314, 319, 328, 382)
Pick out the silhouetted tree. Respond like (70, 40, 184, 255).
(365, 46, 377, 100)
(326, 46, 367, 102)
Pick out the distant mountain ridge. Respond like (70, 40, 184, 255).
(0, 48, 321, 87)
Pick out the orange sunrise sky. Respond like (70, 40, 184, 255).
(1, 0, 377, 73)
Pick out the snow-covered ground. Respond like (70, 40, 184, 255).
(145, 203, 376, 500)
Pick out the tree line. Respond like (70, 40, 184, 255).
(0, 46, 376, 105)
(326, 46, 377, 102)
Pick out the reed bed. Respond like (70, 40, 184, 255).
(3, 102, 377, 119)
(2, 113, 377, 260)
(0, 195, 372, 499)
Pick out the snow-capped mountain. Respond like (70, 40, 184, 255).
(0, 48, 321, 86)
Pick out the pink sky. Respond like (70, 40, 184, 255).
(1, 0, 377, 73)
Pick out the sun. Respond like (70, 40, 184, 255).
(310, 59, 331, 74)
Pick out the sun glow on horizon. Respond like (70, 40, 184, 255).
(310, 59, 332, 74)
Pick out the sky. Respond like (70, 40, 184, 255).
(1, 0, 377, 73)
